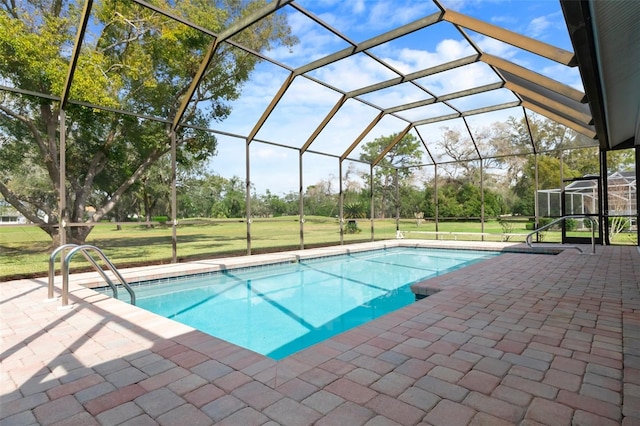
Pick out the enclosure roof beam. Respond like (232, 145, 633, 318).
(347, 55, 477, 99)
(247, 72, 296, 143)
(413, 128, 437, 165)
(294, 12, 443, 76)
(373, 124, 413, 167)
(462, 117, 483, 160)
(462, 101, 522, 117)
(481, 54, 587, 103)
(132, 0, 294, 72)
(412, 101, 520, 127)
(505, 81, 592, 126)
(340, 112, 385, 162)
(300, 95, 348, 154)
(523, 107, 538, 155)
(385, 97, 435, 115)
(2, 85, 59, 102)
(414, 113, 461, 127)
(523, 101, 597, 139)
(444, 10, 577, 66)
(500, 69, 591, 119)
(438, 81, 505, 103)
(133, 0, 216, 37)
(384, 81, 504, 115)
(519, 93, 593, 131)
(172, 0, 293, 131)
(288, 3, 358, 47)
(60, 0, 93, 109)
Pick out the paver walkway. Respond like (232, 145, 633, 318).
(1, 242, 639, 425)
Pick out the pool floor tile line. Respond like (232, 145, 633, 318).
(1, 242, 639, 425)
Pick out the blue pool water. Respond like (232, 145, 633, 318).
(127, 247, 498, 359)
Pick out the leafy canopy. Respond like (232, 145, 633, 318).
(0, 0, 296, 244)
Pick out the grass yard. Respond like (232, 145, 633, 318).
(0, 216, 634, 281)
(0, 217, 372, 280)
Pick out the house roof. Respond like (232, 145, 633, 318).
(561, 0, 640, 151)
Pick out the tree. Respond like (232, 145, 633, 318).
(436, 128, 480, 183)
(359, 133, 423, 218)
(215, 176, 246, 218)
(304, 180, 338, 217)
(0, 0, 296, 245)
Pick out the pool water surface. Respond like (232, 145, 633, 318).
(125, 247, 499, 359)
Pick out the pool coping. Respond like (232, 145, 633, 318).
(65, 239, 558, 291)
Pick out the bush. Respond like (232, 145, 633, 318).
(498, 219, 516, 241)
(538, 217, 554, 228)
(344, 220, 361, 234)
(152, 215, 168, 224)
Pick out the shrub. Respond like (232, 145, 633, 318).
(344, 220, 361, 234)
(499, 219, 516, 241)
(152, 216, 168, 224)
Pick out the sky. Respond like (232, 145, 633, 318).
(205, 0, 582, 195)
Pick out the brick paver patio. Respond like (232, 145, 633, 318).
(1, 241, 639, 425)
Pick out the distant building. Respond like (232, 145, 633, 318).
(537, 171, 637, 229)
(0, 204, 27, 225)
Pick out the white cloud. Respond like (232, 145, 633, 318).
(491, 15, 518, 26)
(351, 0, 366, 15)
(382, 37, 476, 74)
(542, 64, 584, 91)
(527, 16, 551, 38)
(309, 54, 399, 92)
(367, 1, 436, 29)
(253, 146, 290, 160)
(476, 35, 518, 60)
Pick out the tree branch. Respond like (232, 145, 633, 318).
(0, 102, 60, 189)
(0, 103, 48, 157)
(91, 148, 166, 222)
(0, 182, 49, 225)
(1, 0, 19, 19)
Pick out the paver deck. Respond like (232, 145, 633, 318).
(2, 241, 639, 425)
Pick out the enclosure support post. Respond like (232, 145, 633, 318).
(395, 168, 400, 233)
(524, 109, 539, 241)
(480, 160, 485, 241)
(246, 139, 252, 255)
(59, 110, 67, 246)
(299, 151, 304, 250)
(534, 153, 540, 242)
(560, 150, 565, 237)
(370, 164, 374, 241)
(339, 160, 344, 244)
(636, 146, 640, 246)
(434, 164, 439, 238)
(170, 131, 177, 263)
(602, 149, 610, 245)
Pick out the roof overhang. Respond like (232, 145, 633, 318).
(561, 0, 640, 151)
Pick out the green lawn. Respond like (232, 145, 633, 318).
(0, 217, 635, 281)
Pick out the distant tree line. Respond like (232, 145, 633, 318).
(128, 115, 631, 223)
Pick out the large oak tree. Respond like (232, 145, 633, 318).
(0, 0, 295, 245)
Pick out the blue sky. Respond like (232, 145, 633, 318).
(207, 0, 582, 195)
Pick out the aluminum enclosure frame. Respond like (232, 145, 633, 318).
(2, 0, 637, 253)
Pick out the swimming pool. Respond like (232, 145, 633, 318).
(124, 247, 499, 359)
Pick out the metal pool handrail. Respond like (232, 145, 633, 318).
(526, 215, 597, 254)
(48, 243, 79, 300)
(48, 244, 136, 308)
